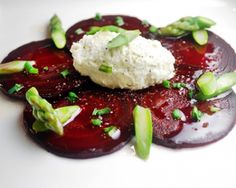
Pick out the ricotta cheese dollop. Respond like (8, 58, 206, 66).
(71, 31, 175, 90)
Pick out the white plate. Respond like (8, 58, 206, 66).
(0, 0, 236, 188)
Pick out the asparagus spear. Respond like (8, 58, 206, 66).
(158, 16, 215, 45)
(195, 72, 236, 101)
(0, 60, 35, 74)
(26, 87, 80, 135)
(107, 30, 141, 49)
(133, 105, 153, 160)
(87, 25, 125, 35)
(87, 25, 141, 49)
(33, 105, 81, 133)
(50, 15, 66, 49)
(158, 16, 215, 37)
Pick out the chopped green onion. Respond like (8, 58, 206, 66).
(162, 80, 171, 89)
(173, 82, 186, 89)
(94, 13, 102, 21)
(24, 62, 39, 74)
(0, 60, 36, 75)
(142, 20, 149, 27)
(75, 28, 84, 35)
(60, 69, 70, 78)
(50, 15, 66, 49)
(43, 66, 49, 71)
(191, 106, 203, 121)
(104, 125, 120, 139)
(115, 16, 124, 26)
(99, 64, 112, 73)
(149, 25, 158, 33)
(172, 109, 182, 120)
(209, 106, 221, 113)
(188, 89, 194, 99)
(92, 107, 111, 116)
(67, 91, 78, 103)
(107, 30, 141, 49)
(192, 30, 208, 45)
(133, 105, 153, 160)
(197, 72, 217, 96)
(91, 118, 102, 126)
(8, 83, 24, 94)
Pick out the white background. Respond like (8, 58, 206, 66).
(0, 0, 236, 188)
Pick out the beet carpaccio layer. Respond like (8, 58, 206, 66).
(0, 39, 88, 99)
(1, 15, 236, 158)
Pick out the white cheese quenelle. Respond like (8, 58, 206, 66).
(70, 31, 175, 90)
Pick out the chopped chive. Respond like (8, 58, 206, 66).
(149, 25, 158, 33)
(104, 126, 115, 133)
(191, 106, 203, 121)
(43, 66, 49, 71)
(91, 118, 102, 126)
(67, 91, 78, 103)
(172, 109, 182, 120)
(188, 89, 194, 99)
(142, 20, 149, 27)
(60, 69, 70, 78)
(104, 125, 120, 139)
(75, 28, 84, 35)
(209, 106, 221, 113)
(24, 62, 39, 74)
(94, 13, 102, 21)
(92, 107, 111, 116)
(99, 64, 112, 73)
(172, 82, 186, 89)
(115, 16, 124, 26)
(162, 80, 171, 89)
(8, 83, 24, 94)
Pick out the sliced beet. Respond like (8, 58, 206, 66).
(168, 93, 236, 148)
(0, 39, 88, 99)
(137, 32, 236, 147)
(23, 89, 134, 158)
(11, 14, 236, 158)
(66, 15, 150, 49)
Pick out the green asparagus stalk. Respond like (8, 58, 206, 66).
(87, 25, 125, 35)
(26, 87, 80, 135)
(158, 16, 215, 36)
(133, 105, 153, 160)
(195, 72, 236, 101)
(50, 15, 66, 49)
(0, 60, 35, 74)
(108, 30, 141, 49)
(158, 16, 215, 45)
(87, 25, 141, 49)
(32, 105, 81, 133)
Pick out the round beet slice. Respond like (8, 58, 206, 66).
(66, 15, 151, 49)
(168, 93, 236, 148)
(0, 39, 88, 99)
(137, 32, 236, 148)
(23, 89, 134, 158)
